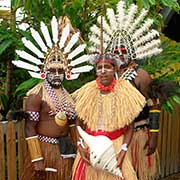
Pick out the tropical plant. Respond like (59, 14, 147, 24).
(0, 0, 180, 120)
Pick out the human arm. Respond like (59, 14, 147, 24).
(145, 99, 161, 155)
(24, 93, 45, 172)
(116, 123, 134, 169)
(135, 68, 160, 155)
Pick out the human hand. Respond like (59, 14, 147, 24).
(116, 151, 126, 169)
(144, 132, 158, 155)
(33, 160, 45, 171)
(78, 144, 90, 165)
(33, 160, 46, 180)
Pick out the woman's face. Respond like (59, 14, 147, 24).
(96, 61, 116, 86)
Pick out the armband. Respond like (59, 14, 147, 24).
(149, 109, 161, 130)
(26, 136, 43, 162)
(27, 111, 40, 121)
(149, 129, 159, 133)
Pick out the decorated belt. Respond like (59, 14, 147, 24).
(85, 127, 127, 140)
(38, 134, 59, 144)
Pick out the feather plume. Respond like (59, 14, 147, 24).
(97, 16, 113, 36)
(90, 25, 101, 36)
(40, 21, 53, 48)
(89, 35, 101, 46)
(28, 71, 43, 79)
(67, 44, 86, 59)
(59, 24, 70, 49)
(16, 50, 43, 65)
(51, 16, 58, 44)
(12, 60, 40, 72)
(106, 8, 117, 31)
(70, 55, 90, 66)
(128, 8, 148, 33)
(71, 65, 93, 73)
(64, 32, 80, 54)
(30, 28, 48, 52)
(136, 48, 162, 59)
(133, 29, 159, 48)
(133, 19, 154, 39)
(88, 46, 97, 53)
(116, 1, 125, 29)
(123, 4, 138, 31)
(22, 37, 44, 58)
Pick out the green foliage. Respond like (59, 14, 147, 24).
(0, 0, 180, 115)
(140, 37, 180, 114)
(15, 78, 43, 97)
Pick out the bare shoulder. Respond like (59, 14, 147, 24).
(135, 68, 152, 97)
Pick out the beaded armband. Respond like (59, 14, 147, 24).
(27, 111, 40, 121)
(26, 135, 43, 162)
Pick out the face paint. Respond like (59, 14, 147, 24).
(96, 62, 115, 86)
(46, 68, 64, 87)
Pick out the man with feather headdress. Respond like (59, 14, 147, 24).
(73, 1, 166, 179)
(12, 16, 93, 180)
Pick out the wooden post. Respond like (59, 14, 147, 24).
(6, 121, 16, 180)
(17, 121, 26, 179)
(0, 123, 5, 180)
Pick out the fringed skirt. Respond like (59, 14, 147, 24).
(20, 141, 74, 180)
(72, 135, 137, 180)
(130, 127, 160, 180)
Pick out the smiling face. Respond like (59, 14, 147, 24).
(46, 67, 64, 87)
(96, 61, 116, 86)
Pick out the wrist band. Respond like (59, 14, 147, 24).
(149, 129, 159, 133)
(69, 124, 76, 128)
(120, 143, 128, 152)
(26, 135, 43, 162)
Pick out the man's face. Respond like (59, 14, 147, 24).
(96, 61, 115, 86)
(46, 68, 64, 87)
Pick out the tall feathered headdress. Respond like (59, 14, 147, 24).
(12, 16, 93, 80)
(88, 0, 162, 65)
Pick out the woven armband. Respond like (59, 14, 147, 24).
(26, 136, 43, 162)
(149, 109, 161, 131)
(27, 111, 40, 121)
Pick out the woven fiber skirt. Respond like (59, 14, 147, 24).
(20, 141, 74, 180)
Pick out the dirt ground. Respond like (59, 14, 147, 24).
(159, 173, 180, 180)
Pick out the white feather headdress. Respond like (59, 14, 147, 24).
(12, 16, 93, 80)
(88, 0, 162, 64)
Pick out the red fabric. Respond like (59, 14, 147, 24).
(73, 158, 86, 180)
(96, 77, 116, 92)
(73, 127, 127, 180)
(147, 130, 152, 167)
(85, 127, 127, 140)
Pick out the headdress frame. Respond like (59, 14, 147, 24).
(12, 16, 93, 80)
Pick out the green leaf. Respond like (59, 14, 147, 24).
(172, 95, 180, 105)
(0, 39, 13, 55)
(15, 78, 43, 96)
(0, 94, 9, 110)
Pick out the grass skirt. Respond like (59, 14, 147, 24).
(130, 128, 160, 180)
(20, 141, 74, 180)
